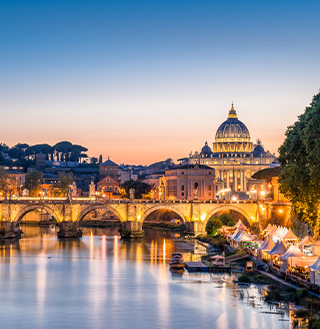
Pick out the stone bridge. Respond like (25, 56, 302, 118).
(0, 197, 291, 239)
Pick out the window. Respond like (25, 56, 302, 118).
(181, 192, 184, 197)
(181, 172, 184, 175)
(208, 171, 211, 175)
(209, 192, 211, 196)
(194, 182, 198, 189)
(109, 186, 112, 191)
(181, 185, 184, 191)
(208, 185, 212, 191)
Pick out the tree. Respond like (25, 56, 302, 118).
(219, 213, 235, 226)
(91, 157, 98, 165)
(51, 172, 74, 197)
(252, 167, 282, 182)
(25, 170, 43, 196)
(205, 216, 222, 236)
(278, 91, 320, 232)
(53, 141, 88, 162)
(0, 166, 8, 194)
(120, 180, 152, 199)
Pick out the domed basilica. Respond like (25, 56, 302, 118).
(188, 104, 277, 193)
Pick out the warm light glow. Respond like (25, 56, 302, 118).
(260, 190, 266, 196)
(137, 214, 141, 220)
(218, 188, 231, 194)
(200, 213, 206, 222)
(231, 196, 237, 201)
(278, 209, 283, 214)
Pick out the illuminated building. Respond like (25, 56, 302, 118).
(187, 104, 277, 195)
(159, 164, 215, 201)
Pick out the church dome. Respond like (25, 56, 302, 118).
(212, 104, 253, 155)
(215, 104, 250, 142)
(253, 140, 265, 157)
(200, 141, 212, 157)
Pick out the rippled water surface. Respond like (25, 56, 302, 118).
(0, 225, 292, 329)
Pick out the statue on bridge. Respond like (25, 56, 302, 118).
(129, 188, 135, 201)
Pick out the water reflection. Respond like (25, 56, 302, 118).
(0, 224, 295, 329)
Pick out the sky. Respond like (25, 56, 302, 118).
(1, 0, 320, 165)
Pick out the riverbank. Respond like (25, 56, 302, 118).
(80, 220, 121, 228)
(142, 222, 185, 231)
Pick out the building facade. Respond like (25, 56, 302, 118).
(188, 104, 277, 196)
(99, 158, 119, 181)
(160, 164, 215, 201)
(97, 176, 120, 197)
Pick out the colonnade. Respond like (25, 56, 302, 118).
(219, 169, 248, 191)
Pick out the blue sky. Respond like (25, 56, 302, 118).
(1, 0, 319, 164)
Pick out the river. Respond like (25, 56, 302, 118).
(0, 224, 293, 329)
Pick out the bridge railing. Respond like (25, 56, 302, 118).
(0, 197, 258, 205)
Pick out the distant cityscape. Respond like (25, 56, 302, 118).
(0, 104, 284, 203)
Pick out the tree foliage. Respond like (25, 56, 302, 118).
(0, 166, 9, 193)
(205, 216, 222, 237)
(120, 180, 152, 199)
(51, 172, 74, 197)
(0, 141, 89, 167)
(252, 167, 282, 182)
(278, 91, 320, 231)
(219, 213, 236, 226)
(25, 170, 43, 196)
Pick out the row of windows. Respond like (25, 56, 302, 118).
(100, 186, 118, 191)
(180, 184, 212, 191)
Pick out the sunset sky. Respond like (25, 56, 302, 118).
(1, 0, 320, 165)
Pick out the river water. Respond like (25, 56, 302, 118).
(0, 224, 293, 329)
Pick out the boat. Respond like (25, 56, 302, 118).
(169, 252, 185, 270)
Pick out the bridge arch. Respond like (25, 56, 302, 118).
(140, 205, 187, 223)
(77, 205, 124, 223)
(15, 205, 59, 224)
(203, 204, 255, 227)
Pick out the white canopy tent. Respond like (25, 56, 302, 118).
(269, 240, 287, 256)
(282, 228, 299, 247)
(257, 237, 275, 261)
(299, 236, 316, 247)
(280, 244, 304, 272)
(230, 230, 254, 248)
(309, 256, 320, 285)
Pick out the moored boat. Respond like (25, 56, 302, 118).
(169, 252, 185, 270)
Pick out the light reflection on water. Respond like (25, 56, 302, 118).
(0, 225, 292, 329)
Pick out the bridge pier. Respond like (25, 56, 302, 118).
(57, 221, 82, 239)
(0, 221, 22, 239)
(120, 221, 144, 239)
(185, 221, 206, 237)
